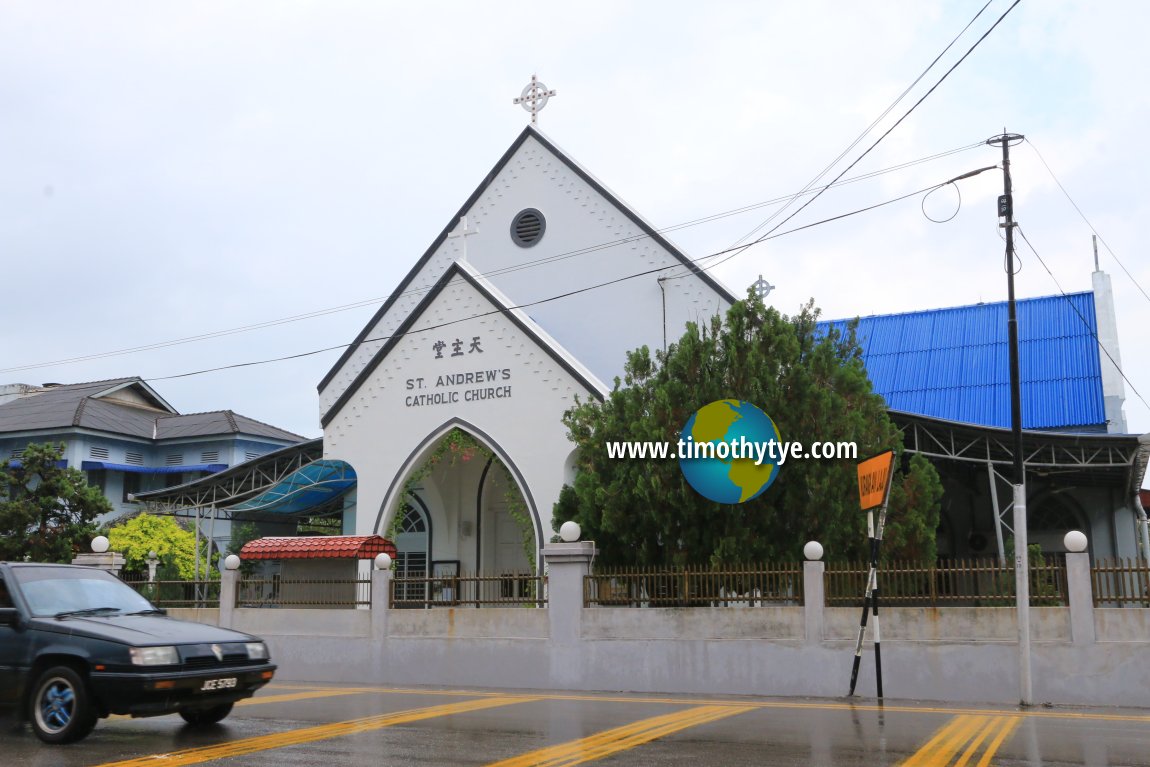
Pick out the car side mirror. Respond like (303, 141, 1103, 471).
(0, 607, 20, 628)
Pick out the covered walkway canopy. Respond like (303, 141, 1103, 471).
(133, 438, 343, 519)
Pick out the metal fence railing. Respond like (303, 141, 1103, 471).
(1091, 558, 1150, 607)
(584, 564, 803, 607)
(121, 577, 221, 608)
(824, 557, 1069, 607)
(390, 573, 546, 608)
(236, 577, 372, 608)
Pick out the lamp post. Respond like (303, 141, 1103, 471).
(146, 551, 159, 583)
(987, 131, 1031, 706)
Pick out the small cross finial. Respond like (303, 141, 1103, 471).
(513, 74, 557, 126)
(447, 216, 480, 262)
(750, 274, 775, 299)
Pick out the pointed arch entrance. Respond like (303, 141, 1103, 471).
(377, 418, 543, 575)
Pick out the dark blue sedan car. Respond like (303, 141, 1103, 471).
(0, 562, 276, 743)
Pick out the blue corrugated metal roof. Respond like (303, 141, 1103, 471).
(817, 292, 1105, 431)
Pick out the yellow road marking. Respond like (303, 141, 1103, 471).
(108, 689, 371, 720)
(485, 704, 756, 767)
(954, 717, 999, 767)
(236, 689, 372, 706)
(901, 715, 987, 767)
(900, 715, 1019, 767)
(975, 716, 1020, 767)
(92, 696, 538, 767)
(263, 684, 1150, 725)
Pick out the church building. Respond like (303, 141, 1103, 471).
(316, 126, 736, 578)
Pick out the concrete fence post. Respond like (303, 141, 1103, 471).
(543, 541, 596, 688)
(803, 560, 825, 643)
(219, 568, 237, 629)
(1065, 551, 1095, 644)
(371, 567, 392, 640)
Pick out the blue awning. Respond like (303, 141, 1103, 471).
(6, 460, 68, 469)
(227, 459, 356, 515)
(81, 461, 228, 474)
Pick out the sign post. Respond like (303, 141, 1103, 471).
(848, 450, 895, 699)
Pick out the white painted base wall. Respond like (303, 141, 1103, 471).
(182, 548, 1150, 708)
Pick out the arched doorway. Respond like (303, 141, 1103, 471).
(378, 421, 541, 577)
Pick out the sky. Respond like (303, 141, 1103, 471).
(2, 0, 1148, 446)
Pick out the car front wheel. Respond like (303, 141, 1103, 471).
(29, 666, 97, 744)
(179, 702, 234, 726)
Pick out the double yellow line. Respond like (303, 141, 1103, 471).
(485, 704, 757, 767)
(94, 696, 538, 767)
(900, 714, 1020, 767)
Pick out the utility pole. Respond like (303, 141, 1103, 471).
(987, 131, 1030, 706)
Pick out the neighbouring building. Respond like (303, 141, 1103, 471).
(0, 377, 304, 525)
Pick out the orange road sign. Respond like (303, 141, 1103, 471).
(857, 451, 895, 510)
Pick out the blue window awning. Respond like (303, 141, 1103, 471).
(5, 460, 68, 469)
(81, 461, 228, 475)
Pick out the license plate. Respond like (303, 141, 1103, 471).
(199, 677, 238, 692)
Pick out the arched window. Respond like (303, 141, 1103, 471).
(394, 495, 431, 605)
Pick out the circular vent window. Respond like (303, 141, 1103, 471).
(510, 208, 546, 247)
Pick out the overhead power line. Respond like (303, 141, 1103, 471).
(145, 174, 967, 384)
(1027, 140, 1150, 305)
(0, 142, 982, 377)
(675, 0, 1024, 280)
(1016, 225, 1148, 412)
(728, 0, 997, 249)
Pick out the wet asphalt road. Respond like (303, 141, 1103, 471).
(2, 681, 1149, 767)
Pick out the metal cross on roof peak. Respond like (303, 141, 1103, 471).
(513, 74, 557, 126)
(750, 274, 775, 299)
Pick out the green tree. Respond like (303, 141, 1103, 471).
(553, 296, 943, 567)
(0, 442, 110, 563)
(226, 521, 262, 575)
(107, 513, 211, 580)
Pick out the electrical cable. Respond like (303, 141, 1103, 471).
(728, 0, 997, 249)
(0, 142, 983, 376)
(921, 183, 962, 223)
(143, 174, 969, 384)
(1027, 140, 1150, 305)
(668, 0, 1024, 280)
(1016, 225, 1148, 412)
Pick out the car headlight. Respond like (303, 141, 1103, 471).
(130, 646, 179, 666)
(245, 642, 269, 660)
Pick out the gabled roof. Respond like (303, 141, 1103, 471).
(239, 535, 397, 561)
(321, 259, 609, 427)
(0, 378, 171, 435)
(819, 292, 1106, 431)
(155, 411, 302, 442)
(318, 125, 737, 395)
(0, 376, 304, 442)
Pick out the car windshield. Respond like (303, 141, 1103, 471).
(11, 566, 155, 617)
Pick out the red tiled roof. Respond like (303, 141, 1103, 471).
(239, 535, 397, 561)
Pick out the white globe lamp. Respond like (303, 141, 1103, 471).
(803, 541, 824, 561)
(223, 554, 242, 571)
(374, 553, 393, 570)
(91, 535, 110, 554)
(1063, 530, 1088, 553)
(559, 521, 581, 543)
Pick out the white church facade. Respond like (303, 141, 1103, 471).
(316, 127, 736, 576)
